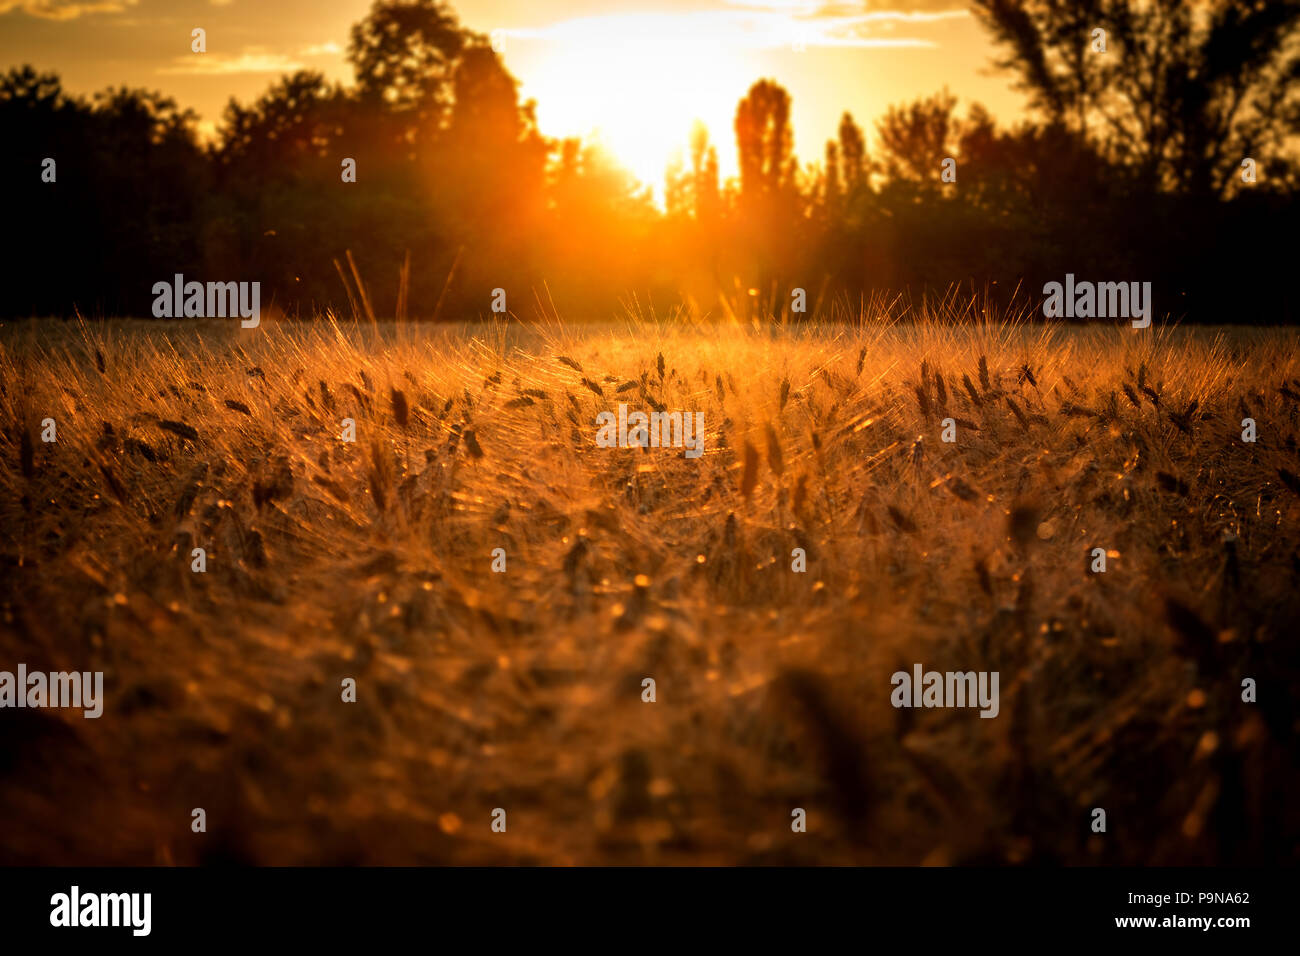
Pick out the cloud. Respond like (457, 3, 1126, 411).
(157, 50, 304, 76)
(299, 42, 343, 57)
(0, 0, 138, 19)
(502, 4, 968, 52)
(725, 0, 966, 12)
(809, 7, 970, 46)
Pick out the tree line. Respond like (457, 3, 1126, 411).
(3, 0, 1298, 322)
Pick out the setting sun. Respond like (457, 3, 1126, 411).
(510, 13, 759, 191)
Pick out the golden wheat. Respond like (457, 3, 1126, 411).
(0, 310, 1297, 865)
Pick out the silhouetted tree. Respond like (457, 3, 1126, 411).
(874, 89, 959, 198)
(349, 0, 467, 117)
(434, 42, 549, 299)
(662, 152, 686, 222)
(1, 68, 207, 316)
(823, 139, 841, 220)
(689, 119, 720, 223)
(4, 0, 1299, 323)
(736, 80, 795, 206)
(972, 0, 1300, 196)
(837, 112, 866, 197)
(734, 80, 801, 295)
(215, 72, 345, 178)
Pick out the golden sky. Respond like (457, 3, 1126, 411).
(0, 0, 1024, 190)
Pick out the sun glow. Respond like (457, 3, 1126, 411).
(508, 14, 761, 196)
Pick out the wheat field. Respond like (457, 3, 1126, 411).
(1, 310, 1297, 865)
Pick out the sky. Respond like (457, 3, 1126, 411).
(0, 0, 1026, 193)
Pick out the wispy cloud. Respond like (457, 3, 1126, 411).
(725, 0, 966, 13)
(299, 42, 342, 57)
(0, 0, 138, 20)
(503, 3, 968, 52)
(157, 50, 304, 76)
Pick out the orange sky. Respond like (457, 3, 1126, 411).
(0, 0, 1025, 192)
